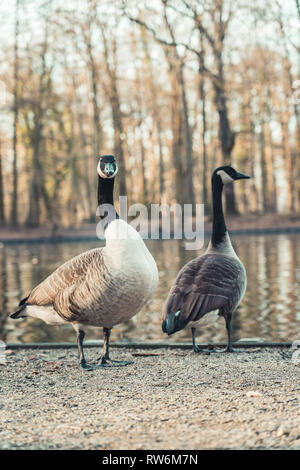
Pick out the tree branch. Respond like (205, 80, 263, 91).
(124, 9, 218, 81)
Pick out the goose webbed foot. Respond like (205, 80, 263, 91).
(97, 356, 133, 367)
(79, 359, 98, 371)
(193, 345, 211, 355)
(79, 358, 132, 370)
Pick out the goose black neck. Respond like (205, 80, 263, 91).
(97, 176, 119, 220)
(211, 175, 227, 246)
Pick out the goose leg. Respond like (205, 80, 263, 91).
(74, 325, 100, 370)
(225, 318, 234, 352)
(219, 316, 243, 353)
(97, 328, 133, 367)
(76, 329, 94, 370)
(191, 328, 211, 354)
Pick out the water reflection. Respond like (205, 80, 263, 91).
(0, 234, 300, 344)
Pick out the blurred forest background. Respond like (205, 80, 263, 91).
(0, 0, 299, 229)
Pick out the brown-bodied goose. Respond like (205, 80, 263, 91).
(11, 155, 159, 369)
(162, 166, 250, 353)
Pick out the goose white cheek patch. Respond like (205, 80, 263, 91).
(217, 170, 234, 184)
(97, 161, 118, 178)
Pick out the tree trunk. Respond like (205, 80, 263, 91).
(173, 105, 185, 206)
(280, 116, 295, 212)
(213, 51, 237, 214)
(72, 70, 94, 220)
(139, 131, 147, 203)
(214, 81, 237, 213)
(83, 18, 102, 157)
(26, 11, 50, 227)
(157, 119, 165, 199)
(27, 121, 43, 226)
(141, 29, 165, 200)
(0, 142, 5, 225)
(110, 87, 127, 197)
(198, 46, 208, 209)
(161, 4, 194, 206)
(178, 61, 195, 206)
(266, 122, 277, 212)
(259, 124, 268, 213)
(164, 48, 185, 205)
(133, 55, 148, 203)
(10, 0, 19, 226)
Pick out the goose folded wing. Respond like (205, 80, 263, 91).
(52, 250, 109, 322)
(26, 248, 102, 309)
(164, 254, 244, 326)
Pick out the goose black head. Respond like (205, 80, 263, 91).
(213, 166, 251, 185)
(97, 155, 118, 179)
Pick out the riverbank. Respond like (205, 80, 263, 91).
(1, 346, 299, 449)
(1, 213, 300, 243)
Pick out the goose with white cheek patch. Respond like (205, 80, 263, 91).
(10, 155, 159, 370)
(162, 166, 250, 353)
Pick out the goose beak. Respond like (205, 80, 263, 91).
(234, 171, 251, 180)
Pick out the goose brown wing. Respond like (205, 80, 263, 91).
(26, 248, 105, 320)
(164, 254, 244, 327)
(52, 250, 110, 322)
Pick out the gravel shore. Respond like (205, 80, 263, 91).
(1, 346, 299, 450)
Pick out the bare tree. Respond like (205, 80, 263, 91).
(0, 0, 299, 228)
(125, 0, 238, 212)
(198, 33, 209, 208)
(81, 0, 103, 158)
(26, 3, 53, 227)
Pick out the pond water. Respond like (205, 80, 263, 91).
(1, 234, 300, 345)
